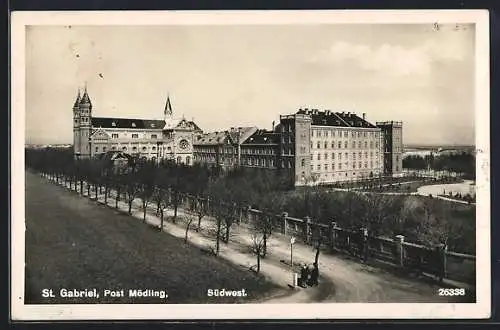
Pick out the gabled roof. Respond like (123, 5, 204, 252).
(242, 129, 280, 145)
(92, 117, 165, 129)
(296, 109, 377, 128)
(227, 127, 258, 144)
(194, 131, 229, 145)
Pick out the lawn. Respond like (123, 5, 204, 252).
(24, 171, 282, 304)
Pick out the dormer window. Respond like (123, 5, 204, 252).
(131, 122, 136, 128)
(111, 122, 116, 127)
(151, 123, 156, 128)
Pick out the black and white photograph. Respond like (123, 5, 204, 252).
(11, 10, 490, 320)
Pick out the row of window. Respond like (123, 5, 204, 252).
(306, 161, 379, 171)
(306, 171, 380, 180)
(312, 140, 379, 150)
(110, 133, 158, 139)
(310, 151, 380, 161)
(95, 145, 158, 153)
(312, 129, 379, 139)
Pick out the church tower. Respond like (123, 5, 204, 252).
(79, 84, 93, 158)
(72, 89, 81, 159)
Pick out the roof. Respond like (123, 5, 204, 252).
(295, 109, 377, 128)
(97, 151, 134, 162)
(242, 129, 280, 145)
(92, 117, 165, 129)
(227, 126, 258, 144)
(80, 90, 92, 106)
(187, 121, 203, 133)
(194, 131, 229, 145)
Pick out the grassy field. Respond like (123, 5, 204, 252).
(24, 171, 283, 304)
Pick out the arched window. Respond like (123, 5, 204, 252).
(177, 156, 182, 164)
(142, 146, 147, 152)
(186, 156, 191, 165)
(301, 159, 305, 167)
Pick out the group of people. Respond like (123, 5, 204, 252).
(298, 262, 319, 288)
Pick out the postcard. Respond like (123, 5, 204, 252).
(11, 9, 490, 320)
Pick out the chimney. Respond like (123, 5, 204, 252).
(272, 120, 275, 131)
(362, 113, 366, 120)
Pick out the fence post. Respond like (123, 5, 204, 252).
(437, 243, 448, 283)
(394, 235, 405, 267)
(329, 221, 337, 251)
(304, 216, 311, 244)
(281, 212, 288, 236)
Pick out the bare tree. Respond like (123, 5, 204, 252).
(250, 232, 265, 274)
(184, 214, 196, 244)
(195, 196, 209, 232)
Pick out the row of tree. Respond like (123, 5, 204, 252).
(26, 147, 476, 270)
(403, 153, 475, 179)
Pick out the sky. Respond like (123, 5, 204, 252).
(25, 23, 476, 146)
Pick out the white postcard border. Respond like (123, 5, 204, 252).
(10, 9, 491, 320)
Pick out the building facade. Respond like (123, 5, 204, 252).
(279, 109, 386, 186)
(72, 87, 202, 164)
(376, 121, 404, 176)
(71, 90, 402, 185)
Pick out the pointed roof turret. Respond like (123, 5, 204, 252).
(164, 94, 173, 117)
(80, 83, 92, 107)
(73, 89, 81, 108)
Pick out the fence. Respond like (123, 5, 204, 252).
(243, 206, 476, 286)
(38, 170, 476, 286)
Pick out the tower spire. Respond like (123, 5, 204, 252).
(73, 88, 81, 108)
(164, 94, 173, 117)
(80, 82, 92, 107)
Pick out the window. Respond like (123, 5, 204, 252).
(332, 153, 335, 160)
(122, 146, 127, 151)
(324, 164, 328, 170)
(344, 131, 348, 138)
(151, 134, 157, 139)
(112, 122, 116, 127)
(353, 153, 356, 160)
(301, 159, 305, 167)
(112, 146, 116, 151)
(332, 163, 335, 170)
(311, 165, 314, 171)
(317, 154, 321, 160)
(359, 162, 362, 169)
(339, 163, 342, 170)
(311, 142, 313, 149)
(142, 146, 147, 151)
(338, 141, 342, 148)
(317, 165, 321, 170)
(112, 133, 119, 138)
(364, 132, 367, 138)
(95, 147, 99, 152)
(359, 152, 362, 158)
(311, 130, 314, 137)
(324, 153, 328, 160)
(152, 146, 156, 151)
(365, 141, 368, 148)
(310, 154, 313, 160)
(351, 132, 355, 138)
(131, 122, 136, 128)
(132, 146, 137, 152)
(352, 141, 356, 148)
(331, 142, 335, 148)
(324, 141, 328, 149)
(103, 147, 107, 152)
(365, 152, 368, 158)
(317, 141, 321, 149)
(339, 153, 342, 160)
(344, 141, 348, 148)
(132, 134, 138, 139)
(365, 162, 368, 168)
(375, 142, 379, 148)
(353, 163, 356, 169)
